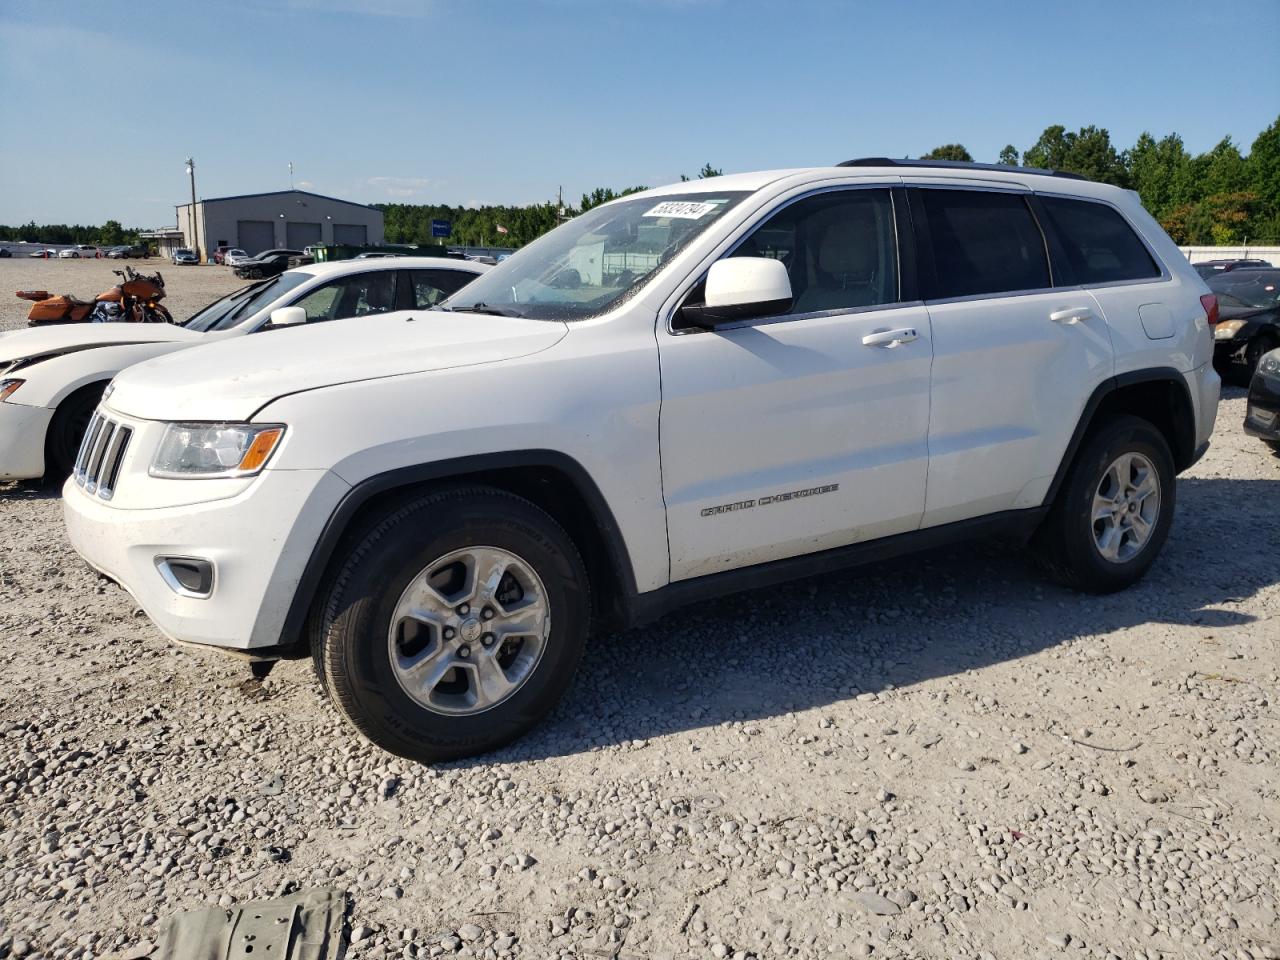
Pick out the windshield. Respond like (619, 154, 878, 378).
(183, 270, 312, 332)
(444, 191, 750, 320)
(1209, 271, 1280, 310)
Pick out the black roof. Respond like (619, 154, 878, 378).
(837, 158, 1088, 181)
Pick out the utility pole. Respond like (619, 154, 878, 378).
(289, 161, 294, 189)
(185, 157, 200, 263)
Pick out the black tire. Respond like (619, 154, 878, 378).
(1244, 334, 1279, 382)
(312, 485, 590, 763)
(44, 383, 106, 482)
(1032, 415, 1175, 593)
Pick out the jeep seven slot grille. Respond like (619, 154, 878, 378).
(73, 411, 132, 499)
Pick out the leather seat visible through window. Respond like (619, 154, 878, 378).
(791, 210, 881, 314)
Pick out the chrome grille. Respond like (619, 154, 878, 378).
(73, 411, 132, 499)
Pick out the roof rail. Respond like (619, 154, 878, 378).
(837, 157, 1088, 181)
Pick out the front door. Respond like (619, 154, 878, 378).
(658, 186, 934, 581)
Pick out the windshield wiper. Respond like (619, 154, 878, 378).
(451, 302, 524, 318)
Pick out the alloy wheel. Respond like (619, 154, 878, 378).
(387, 546, 550, 716)
(1091, 452, 1161, 563)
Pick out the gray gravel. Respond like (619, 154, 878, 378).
(1, 258, 1278, 959)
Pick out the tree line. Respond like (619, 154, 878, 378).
(0, 219, 140, 247)
(920, 115, 1280, 244)
(5, 122, 1277, 251)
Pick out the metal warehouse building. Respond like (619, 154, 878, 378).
(175, 189, 384, 260)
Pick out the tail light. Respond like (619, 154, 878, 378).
(1200, 293, 1219, 326)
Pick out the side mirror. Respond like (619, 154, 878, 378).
(679, 257, 793, 329)
(268, 306, 306, 328)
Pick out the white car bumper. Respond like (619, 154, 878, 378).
(63, 466, 350, 651)
(0, 401, 53, 480)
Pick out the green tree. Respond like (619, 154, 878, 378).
(1023, 125, 1127, 184)
(99, 219, 126, 246)
(680, 163, 724, 181)
(920, 144, 972, 162)
(1126, 132, 1195, 219)
(997, 144, 1020, 166)
(579, 185, 648, 213)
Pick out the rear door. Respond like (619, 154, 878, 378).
(658, 185, 934, 580)
(908, 183, 1114, 527)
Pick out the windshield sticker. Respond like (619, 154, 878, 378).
(643, 201, 720, 220)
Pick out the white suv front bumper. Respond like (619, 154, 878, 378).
(63, 456, 350, 652)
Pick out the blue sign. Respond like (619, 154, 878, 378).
(431, 219, 451, 238)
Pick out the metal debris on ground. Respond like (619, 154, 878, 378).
(155, 888, 345, 960)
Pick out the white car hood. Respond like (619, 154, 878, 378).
(108, 310, 570, 421)
(0, 321, 202, 362)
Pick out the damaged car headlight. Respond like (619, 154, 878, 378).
(0, 378, 24, 402)
(1213, 319, 1247, 340)
(150, 422, 286, 478)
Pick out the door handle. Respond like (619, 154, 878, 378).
(1050, 306, 1095, 325)
(861, 327, 919, 347)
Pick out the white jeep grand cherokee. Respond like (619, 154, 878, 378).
(64, 160, 1221, 762)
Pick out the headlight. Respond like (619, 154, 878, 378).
(1213, 319, 1247, 339)
(1262, 355, 1280, 376)
(0, 378, 24, 402)
(150, 422, 286, 478)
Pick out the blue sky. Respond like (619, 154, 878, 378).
(1, 0, 1277, 226)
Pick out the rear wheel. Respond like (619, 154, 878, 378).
(1033, 415, 1175, 593)
(45, 383, 106, 482)
(312, 486, 590, 763)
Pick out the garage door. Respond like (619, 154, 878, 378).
(333, 223, 367, 245)
(286, 221, 321, 249)
(237, 221, 275, 255)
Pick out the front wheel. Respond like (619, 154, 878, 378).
(45, 384, 106, 482)
(1032, 415, 1175, 593)
(312, 486, 590, 763)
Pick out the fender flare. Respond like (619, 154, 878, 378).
(276, 450, 638, 652)
(1045, 366, 1196, 506)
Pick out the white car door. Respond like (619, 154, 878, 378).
(907, 184, 1114, 528)
(658, 186, 934, 581)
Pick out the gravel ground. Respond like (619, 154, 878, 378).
(1, 259, 1278, 960)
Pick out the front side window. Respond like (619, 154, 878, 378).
(445, 191, 749, 320)
(292, 271, 396, 323)
(729, 189, 899, 315)
(411, 269, 473, 308)
(1038, 195, 1161, 285)
(918, 189, 1050, 299)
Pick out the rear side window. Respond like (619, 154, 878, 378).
(1038, 196, 1161, 285)
(410, 269, 475, 308)
(917, 189, 1050, 299)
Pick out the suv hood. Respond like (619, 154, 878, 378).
(0, 322, 202, 364)
(108, 310, 570, 421)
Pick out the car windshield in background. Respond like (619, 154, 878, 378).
(1208, 271, 1280, 310)
(444, 192, 750, 320)
(184, 271, 312, 332)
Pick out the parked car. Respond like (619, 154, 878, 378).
(0, 247, 11, 258)
(1194, 258, 1273, 279)
(1206, 269, 1280, 382)
(172, 249, 199, 265)
(106, 244, 147, 259)
(58, 246, 97, 259)
(57, 160, 1221, 763)
(1244, 347, 1280, 449)
(0, 258, 487, 482)
(212, 245, 232, 265)
(233, 249, 305, 279)
(29, 248, 57, 258)
(224, 249, 251, 267)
